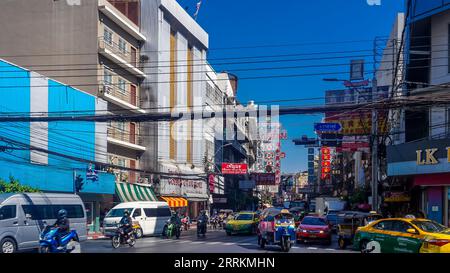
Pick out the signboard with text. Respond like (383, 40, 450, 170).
(221, 163, 248, 175)
(251, 173, 276, 185)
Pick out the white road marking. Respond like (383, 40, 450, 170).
(224, 242, 235, 246)
(324, 248, 336, 251)
(206, 242, 221, 245)
(307, 247, 318, 250)
(191, 241, 203, 244)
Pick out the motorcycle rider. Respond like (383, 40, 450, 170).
(170, 211, 182, 235)
(197, 210, 208, 235)
(119, 210, 133, 242)
(53, 209, 70, 250)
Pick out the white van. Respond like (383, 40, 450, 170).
(0, 193, 87, 253)
(103, 202, 171, 237)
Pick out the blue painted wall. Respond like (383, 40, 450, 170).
(0, 60, 115, 194)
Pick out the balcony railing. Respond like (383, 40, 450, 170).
(98, 37, 141, 69)
(100, 81, 140, 108)
(108, 124, 142, 146)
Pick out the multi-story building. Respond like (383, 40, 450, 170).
(139, 0, 210, 217)
(0, 58, 117, 232)
(385, 1, 450, 226)
(0, 0, 147, 194)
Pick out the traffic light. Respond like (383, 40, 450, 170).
(74, 175, 84, 193)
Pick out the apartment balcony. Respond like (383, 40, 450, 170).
(107, 125, 146, 152)
(98, 0, 146, 42)
(108, 154, 141, 184)
(98, 38, 146, 79)
(99, 82, 146, 114)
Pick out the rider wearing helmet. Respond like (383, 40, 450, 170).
(53, 209, 70, 250)
(119, 210, 133, 239)
(170, 210, 182, 226)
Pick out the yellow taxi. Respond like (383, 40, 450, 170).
(420, 229, 450, 253)
(353, 216, 450, 253)
(224, 211, 259, 235)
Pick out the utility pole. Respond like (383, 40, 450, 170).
(371, 77, 379, 211)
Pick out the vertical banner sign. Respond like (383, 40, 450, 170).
(208, 174, 215, 193)
(321, 147, 331, 180)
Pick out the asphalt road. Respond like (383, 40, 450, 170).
(81, 228, 354, 253)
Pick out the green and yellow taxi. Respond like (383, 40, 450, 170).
(353, 217, 450, 253)
(225, 212, 259, 235)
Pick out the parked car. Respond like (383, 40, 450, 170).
(224, 211, 259, 235)
(353, 217, 450, 253)
(0, 193, 87, 253)
(103, 202, 171, 237)
(296, 216, 332, 245)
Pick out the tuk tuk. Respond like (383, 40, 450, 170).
(257, 208, 296, 252)
(337, 211, 382, 249)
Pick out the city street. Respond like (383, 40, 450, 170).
(81, 228, 352, 253)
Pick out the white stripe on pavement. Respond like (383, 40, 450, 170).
(307, 247, 318, 250)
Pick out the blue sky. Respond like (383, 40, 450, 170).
(177, 0, 405, 173)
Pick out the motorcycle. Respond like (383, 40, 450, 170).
(163, 220, 181, 239)
(39, 225, 80, 253)
(197, 218, 207, 238)
(111, 225, 136, 249)
(181, 217, 190, 231)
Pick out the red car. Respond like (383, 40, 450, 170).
(296, 216, 332, 245)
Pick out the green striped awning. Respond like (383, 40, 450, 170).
(115, 182, 158, 202)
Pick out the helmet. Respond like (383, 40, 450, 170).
(58, 209, 67, 219)
(124, 210, 130, 216)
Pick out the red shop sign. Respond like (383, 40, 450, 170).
(221, 163, 248, 175)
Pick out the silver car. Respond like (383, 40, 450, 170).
(0, 193, 87, 253)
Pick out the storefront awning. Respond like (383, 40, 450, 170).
(115, 182, 158, 202)
(161, 196, 188, 208)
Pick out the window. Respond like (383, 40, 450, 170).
(0, 205, 16, 220)
(117, 158, 126, 167)
(104, 69, 113, 85)
(143, 208, 157, 217)
(156, 208, 171, 217)
(104, 27, 113, 45)
(132, 208, 142, 218)
(118, 38, 127, 54)
(118, 78, 127, 94)
(235, 214, 253, 221)
(301, 217, 327, 226)
(106, 208, 132, 218)
(117, 122, 126, 132)
(22, 205, 84, 220)
(391, 221, 414, 233)
(374, 220, 394, 231)
(412, 220, 447, 233)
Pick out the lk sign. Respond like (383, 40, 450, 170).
(416, 148, 450, 165)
